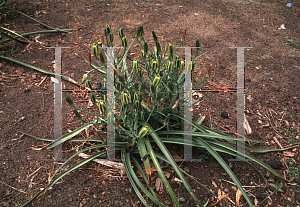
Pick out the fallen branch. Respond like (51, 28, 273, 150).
(0, 56, 80, 86)
(78, 153, 125, 172)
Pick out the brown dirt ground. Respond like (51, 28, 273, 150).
(0, 0, 300, 206)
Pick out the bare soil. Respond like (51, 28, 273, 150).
(0, 0, 300, 206)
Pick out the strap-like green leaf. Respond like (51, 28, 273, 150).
(47, 123, 92, 149)
(146, 123, 203, 206)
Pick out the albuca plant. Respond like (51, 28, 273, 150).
(22, 25, 296, 207)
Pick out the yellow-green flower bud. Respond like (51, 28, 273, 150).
(134, 93, 139, 101)
(91, 43, 98, 57)
(168, 44, 173, 56)
(86, 80, 93, 89)
(90, 93, 96, 104)
(119, 28, 124, 39)
(191, 61, 196, 71)
(156, 42, 162, 55)
(135, 26, 141, 38)
(143, 42, 148, 55)
(157, 55, 162, 68)
(97, 81, 102, 90)
(99, 52, 106, 66)
(137, 69, 143, 78)
(152, 75, 161, 86)
(121, 92, 130, 104)
(107, 112, 113, 123)
(133, 59, 138, 72)
(81, 73, 88, 84)
(167, 61, 174, 73)
(152, 31, 158, 43)
(97, 39, 102, 47)
(98, 101, 107, 113)
(116, 82, 123, 91)
(121, 36, 128, 48)
(127, 92, 131, 102)
(104, 25, 111, 37)
(140, 26, 144, 39)
(109, 33, 113, 43)
(139, 126, 148, 137)
(120, 103, 125, 113)
(168, 53, 173, 62)
(151, 60, 157, 70)
(140, 50, 145, 59)
(134, 100, 140, 109)
(179, 60, 185, 71)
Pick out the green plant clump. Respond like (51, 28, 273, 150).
(288, 165, 300, 194)
(281, 126, 300, 144)
(21, 25, 298, 207)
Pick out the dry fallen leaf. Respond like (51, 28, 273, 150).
(155, 178, 163, 191)
(165, 172, 171, 179)
(284, 151, 295, 157)
(244, 117, 252, 134)
(174, 177, 182, 183)
(211, 189, 229, 206)
(262, 122, 270, 127)
(254, 197, 258, 206)
(212, 180, 218, 188)
(236, 189, 242, 207)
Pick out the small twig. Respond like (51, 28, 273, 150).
(272, 136, 283, 149)
(25, 167, 42, 180)
(0, 180, 26, 193)
(275, 189, 290, 207)
(258, 188, 280, 206)
(221, 179, 265, 188)
(42, 93, 44, 109)
(270, 93, 279, 107)
(264, 111, 282, 135)
(38, 75, 47, 86)
(278, 112, 286, 128)
(5, 134, 24, 142)
(209, 107, 212, 129)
